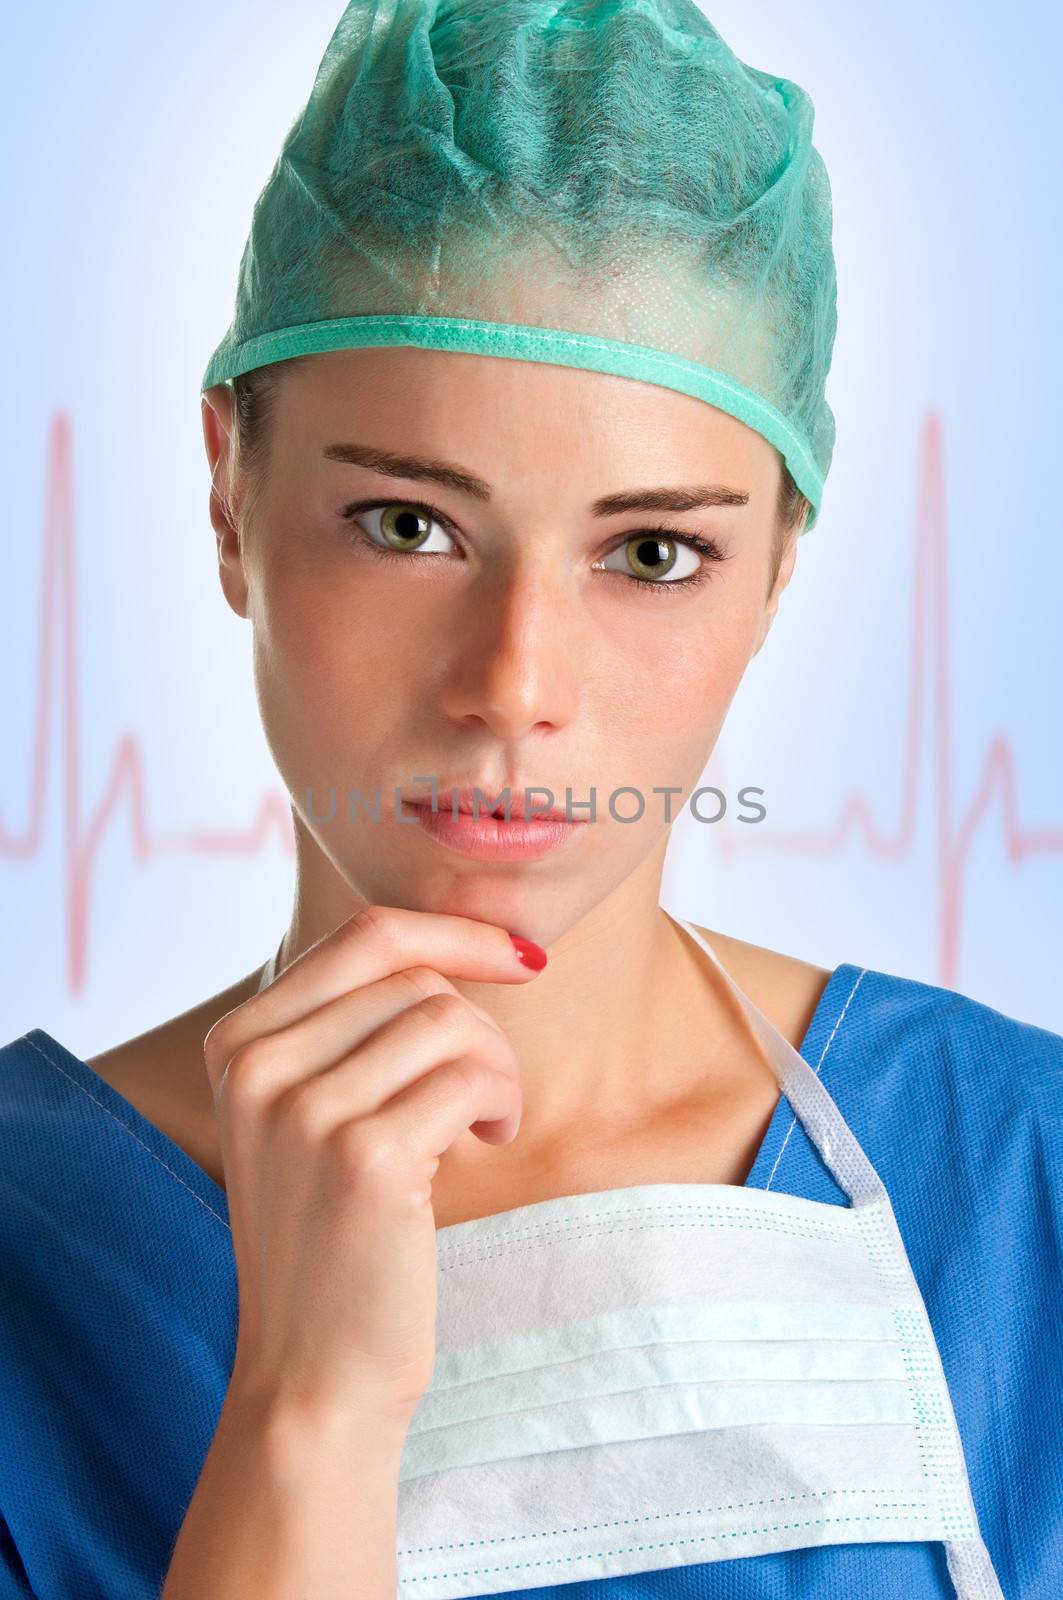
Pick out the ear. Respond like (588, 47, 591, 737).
(751, 526, 800, 657)
(201, 384, 251, 620)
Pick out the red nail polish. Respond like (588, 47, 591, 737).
(509, 934, 548, 971)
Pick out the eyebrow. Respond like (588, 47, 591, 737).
(322, 441, 750, 516)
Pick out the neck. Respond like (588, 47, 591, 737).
(272, 823, 746, 1162)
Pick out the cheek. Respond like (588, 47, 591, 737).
(584, 645, 732, 815)
(606, 599, 753, 727)
(251, 560, 409, 770)
(262, 537, 443, 676)
(612, 601, 759, 787)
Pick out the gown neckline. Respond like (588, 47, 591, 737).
(19, 954, 867, 1239)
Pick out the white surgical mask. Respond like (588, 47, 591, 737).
(376, 912, 1005, 1600)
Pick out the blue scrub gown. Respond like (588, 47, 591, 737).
(0, 960, 1060, 1598)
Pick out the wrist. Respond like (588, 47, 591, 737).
(226, 1372, 415, 1477)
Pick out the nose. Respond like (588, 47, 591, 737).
(436, 557, 578, 741)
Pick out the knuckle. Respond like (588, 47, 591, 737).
(218, 1038, 281, 1108)
(440, 1054, 491, 1101)
(395, 965, 451, 1003)
(276, 1078, 330, 1143)
(348, 903, 400, 947)
(392, 960, 454, 1011)
(330, 1119, 400, 1185)
(416, 990, 469, 1031)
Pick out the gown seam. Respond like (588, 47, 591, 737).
(18, 1034, 232, 1232)
(763, 966, 869, 1192)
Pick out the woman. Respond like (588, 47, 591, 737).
(1, 2, 1059, 1597)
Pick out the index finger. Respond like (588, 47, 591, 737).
(205, 903, 543, 1066)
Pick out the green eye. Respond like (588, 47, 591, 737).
(373, 503, 455, 554)
(602, 534, 700, 584)
(341, 499, 721, 594)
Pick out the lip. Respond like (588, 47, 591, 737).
(403, 784, 577, 821)
(401, 798, 587, 861)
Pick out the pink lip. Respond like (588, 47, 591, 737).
(405, 785, 574, 821)
(402, 800, 586, 861)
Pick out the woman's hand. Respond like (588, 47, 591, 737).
(201, 904, 544, 1434)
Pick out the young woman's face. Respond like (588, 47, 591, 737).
(205, 347, 799, 944)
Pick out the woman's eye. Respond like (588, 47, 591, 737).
(600, 534, 702, 585)
(342, 502, 718, 592)
(347, 502, 457, 557)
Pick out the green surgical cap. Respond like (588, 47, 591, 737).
(202, 0, 838, 531)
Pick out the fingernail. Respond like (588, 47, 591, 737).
(509, 934, 548, 971)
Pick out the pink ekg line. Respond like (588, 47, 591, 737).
(1, 409, 1061, 995)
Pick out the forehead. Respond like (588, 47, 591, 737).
(275, 347, 780, 494)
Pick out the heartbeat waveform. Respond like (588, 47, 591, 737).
(707, 409, 1063, 986)
(2, 411, 296, 995)
(2, 410, 1061, 994)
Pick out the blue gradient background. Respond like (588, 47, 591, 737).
(2, 1, 1060, 1053)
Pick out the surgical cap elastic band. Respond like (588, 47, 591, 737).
(200, 312, 825, 527)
